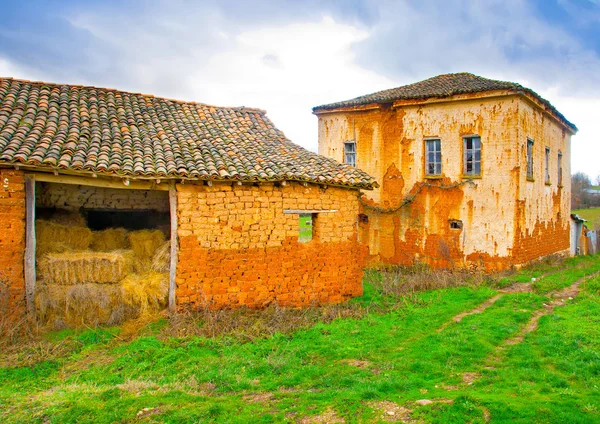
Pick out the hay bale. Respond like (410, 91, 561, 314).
(38, 250, 134, 285)
(48, 209, 87, 227)
(36, 242, 72, 259)
(35, 282, 126, 328)
(121, 272, 168, 315)
(151, 241, 170, 273)
(91, 228, 130, 252)
(36, 220, 92, 251)
(128, 230, 165, 261)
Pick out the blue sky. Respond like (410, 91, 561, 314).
(1, 0, 599, 178)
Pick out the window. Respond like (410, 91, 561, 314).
(425, 139, 442, 176)
(526, 138, 534, 180)
(545, 147, 551, 184)
(463, 136, 481, 176)
(558, 152, 563, 186)
(299, 213, 314, 242)
(344, 142, 356, 167)
(449, 220, 463, 230)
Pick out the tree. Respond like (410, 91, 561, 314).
(572, 172, 592, 209)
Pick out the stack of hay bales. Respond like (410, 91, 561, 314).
(34, 209, 169, 328)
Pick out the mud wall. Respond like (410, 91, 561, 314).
(36, 182, 169, 212)
(512, 98, 571, 263)
(175, 181, 367, 309)
(317, 94, 572, 269)
(0, 169, 26, 315)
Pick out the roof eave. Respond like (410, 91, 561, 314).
(0, 162, 377, 191)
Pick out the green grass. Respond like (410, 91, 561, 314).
(298, 214, 313, 242)
(2, 256, 600, 423)
(572, 207, 600, 224)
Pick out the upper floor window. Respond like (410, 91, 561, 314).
(526, 138, 534, 180)
(425, 138, 442, 176)
(558, 152, 563, 186)
(463, 136, 481, 176)
(545, 147, 551, 184)
(344, 141, 356, 167)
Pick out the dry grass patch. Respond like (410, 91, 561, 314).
(162, 304, 366, 341)
(368, 401, 413, 422)
(365, 265, 489, 297)
(300, 408, 345, 424)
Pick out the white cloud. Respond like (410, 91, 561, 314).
(544, 93, 600, 179)
(1, 1, 599, 179)
(0, 58, 40, 81)
(184, 17, 394, 149)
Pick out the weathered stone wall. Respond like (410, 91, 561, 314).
(317, 93, 572, 269)
(176, 181, 367, 309)
(0, 169, 26, 314)
(36, 182, 169, 212)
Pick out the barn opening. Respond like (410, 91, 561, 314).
(32, 179, 172, 328)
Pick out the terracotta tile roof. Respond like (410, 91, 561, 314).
(313, 72, 577, 132)
(0, 77, 377, 189)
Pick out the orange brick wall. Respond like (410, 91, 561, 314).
(0, 169, 26, 314)
(175, 181, 367, 309)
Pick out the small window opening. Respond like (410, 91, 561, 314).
(425, 139, 442, 176)
(344, 141, 356, 167)
(558, 152, 563, 186)
(299, 213, 314, 242)
(449, 220, 463, 230)
(358, 213, 369, 224)
(526, 138, 534, 179)
(545, 147, 551, 184)
(463, 136, 481, 176)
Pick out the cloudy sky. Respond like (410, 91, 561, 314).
(1, 0, 599, 178)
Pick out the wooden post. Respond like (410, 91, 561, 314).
(24, 175, 36, 315)
(168, 184, 178, 312)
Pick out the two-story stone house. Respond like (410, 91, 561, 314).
(314, 73, 577, 270)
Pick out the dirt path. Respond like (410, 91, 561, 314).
(459, 270, 600, 383)
(436, 294, 504, 332)
(503, 270, 600, 345)
(436, 281, 536, 333)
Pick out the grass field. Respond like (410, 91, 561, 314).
(2, 255, 600, 423)
(572, 207, 600, 226)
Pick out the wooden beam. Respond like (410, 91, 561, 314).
(24, 175, 36, 315)
(168, 184, 179, 312)
(30, 172, 169, 191)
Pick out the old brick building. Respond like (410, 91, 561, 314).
(314, 73, 577, 270)
(0, 77, 376, 315)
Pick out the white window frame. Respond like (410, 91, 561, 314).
(545, 146, 551, 184)
(463, 136, 481, 176)
(344, 141, 356, 167)
(558, 152, 563, 186)
(425, 138, 442, 176)
(526, 138, 534, 180)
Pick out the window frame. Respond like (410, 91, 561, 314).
(343, 141, 356, 167)
(526, 138, 535, 181)
(424, 138, 442, 177)
(462, 135, 482, 178)
(558, 152, 563, 187)
(544, 146, 551, 185)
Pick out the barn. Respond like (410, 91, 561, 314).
(0, 78, 376, 326)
